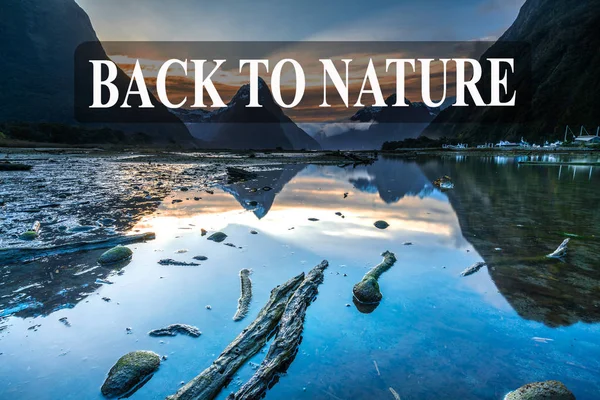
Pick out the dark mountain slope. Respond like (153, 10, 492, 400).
(320, 94, 434, 150)
(422, 0, 600, 143)
(173, 78, 321, 150)
(0, 0, 194, 145)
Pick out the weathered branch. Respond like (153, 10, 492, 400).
(546, 238, 569, 259)
(165, 272, 305, 400)
(228, 260, 329, 400)
(0, 232, 155, 264)
(233, 269, 252, 321)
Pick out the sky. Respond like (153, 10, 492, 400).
(74, 0, 526, 125)
(75, 0, 525, 42)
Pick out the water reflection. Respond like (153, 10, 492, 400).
(2, 156, 600, 400)
(419, 155, 600, 327)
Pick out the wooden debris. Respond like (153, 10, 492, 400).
(165, 272, 305, 400)
(233, 269, 252, 321)
(228, 261, 329, 400)
(0, 232, 155, 264)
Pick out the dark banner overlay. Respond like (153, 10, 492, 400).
(74, 41, 532, 124)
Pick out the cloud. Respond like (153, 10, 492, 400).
(298, 122, 374, 138)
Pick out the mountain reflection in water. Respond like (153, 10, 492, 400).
(1, 155, 600, 400)
(420, 155, 600, 327)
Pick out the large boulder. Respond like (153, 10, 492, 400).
(101, 350, 161, 398)
(505, 380, 575, 400)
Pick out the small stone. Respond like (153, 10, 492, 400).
(205, 305, 212, 310)
(374, 220, 389, 229)
(250, 230, 258, 235)
(345, 304, 351, 307)
(200, 228, 207, 236)
(102, 297, 111, 302)
(193, 255, 208, 261)
(308, 218, 319, 222)
(207, 232, 227, 243)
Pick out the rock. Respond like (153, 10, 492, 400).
(433, 175, 454, 190)
(343, 192, 348, 198)
(353, 251, 397, 305)
(374, 220, 389, 229)
(193, 255, 208, 261)
(308, 218, 319, 222)
(19, 230, 38, 241)
(158, 259, 200, 266)
(98, 246, 133, 265)
(250, 230, 258, 235)
(100, 350, 161, 398)
(505, 380, 575, 400)
(353, 276, 382, 304)
(200, 228, 207, 236)
(207, 232, 227, 243)
(148, 324, 201, 338)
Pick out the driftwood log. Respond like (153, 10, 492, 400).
(165, 272, 306, 400)
(0, 232, 155, 264)
(228, 260, 329, 400)
(233, 269, 252, 321)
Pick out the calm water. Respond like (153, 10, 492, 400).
(1, 155, 600, 399)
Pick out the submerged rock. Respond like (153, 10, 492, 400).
(100, 350, 161, 398)
(374, 220, 389, 229)
(98, 246, 133, 265)
(148, 324, 201, 338)
(505, 380, 575, 400)
(207, 232, 227, 243)
(353, 251, 397, 305)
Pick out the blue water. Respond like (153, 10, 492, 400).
(1, 157, 599, 399)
